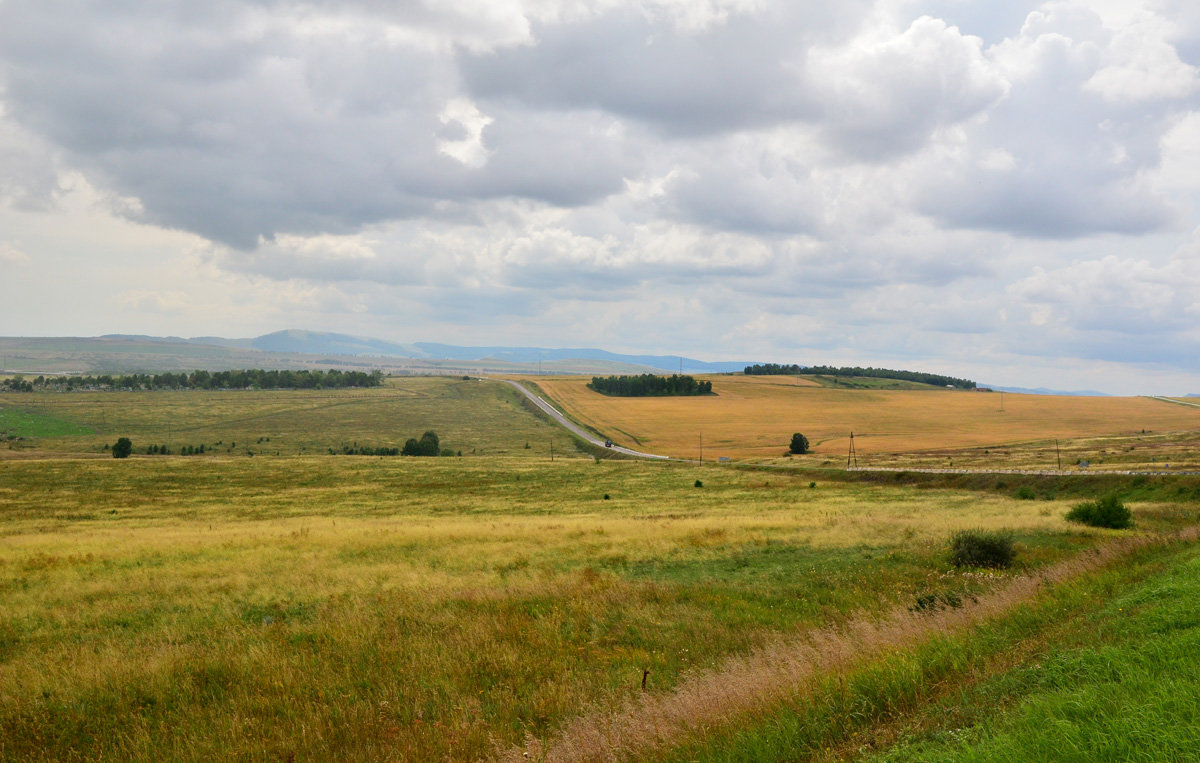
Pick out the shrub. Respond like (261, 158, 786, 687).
(789, 433, 809, 454)
(949, 529, 1016, 569)
(1066, 494, 1132, 529)
(112, 437, 133, 459)
(694, 479, 703, 488)
(1015, 485, 1036, 500)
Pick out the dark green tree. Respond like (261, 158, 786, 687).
(789, 432, 810, 454)
(418, 430, 440, 457)
(402, 438, 421, 456)
(112, 437, 133, 459)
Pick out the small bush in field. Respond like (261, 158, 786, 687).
(112, 437, 133, 459)
(1066, 494, 1132, 529)
(949, 529, 1015, 569)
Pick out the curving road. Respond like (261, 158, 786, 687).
(495, 378, 670, 460)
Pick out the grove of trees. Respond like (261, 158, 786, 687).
(2, 369, 385, 392)
(402, 431, 441, 456)
(588, 374, 713, 397)
(744, 364, 975, 389)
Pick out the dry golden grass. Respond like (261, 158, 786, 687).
(527, 375, 1200, 462)
(0, 455, 1104, 761)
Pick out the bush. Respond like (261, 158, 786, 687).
(1066, 494, 1132, 529)
(949, 529, 1016, 569)
(112, 437, 133, 459)
(1015, 485, 1036, 500)
(789, 433, 809, 454)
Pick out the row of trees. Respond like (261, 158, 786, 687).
(109, 431, 447, 459)
(4, 369, 385, 392)
(588, 374, 713, 397)
(743, 363, 804, 376)
(744, 364, 975, 389)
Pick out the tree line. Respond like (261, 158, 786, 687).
(2, 369, 385, 392)
(743, 364, 975, 389)
(588, 374, 713, 397)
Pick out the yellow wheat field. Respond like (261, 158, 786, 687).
(526, 375, 1200, 460)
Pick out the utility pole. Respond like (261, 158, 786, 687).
(699, 431, 703, 466)
(550, 438, 554, 462)
(846, 432, 857, 469)
(1056, 438, 1061, 471)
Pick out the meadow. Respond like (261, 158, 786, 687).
(529, 374, 1200, 469)
(0, 376, 565, 459)
(1, 376, 1199, 760)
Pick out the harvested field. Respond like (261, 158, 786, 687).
(526, 375, 1200, 465)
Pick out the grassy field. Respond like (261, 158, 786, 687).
(635, 527, 1200, 763)
(528, 374, 1200, 468)
(0, 452, 1158, 760)
(0, 377, 566, 459)
(3, 376, 1200, 760)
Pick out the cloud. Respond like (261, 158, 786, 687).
(1084, 12, 1200, 102)
(805, 15, 1009, 160)
(1010, 252, 1200, 335)
(914, 2, 1192, 238)
(114, 289, 194, 314)
(0, 241, 30, 264)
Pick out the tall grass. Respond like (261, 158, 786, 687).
(864, 543, 1200, 762)
(0, 456, 1107, 761)
(498, 528, 1198, 762)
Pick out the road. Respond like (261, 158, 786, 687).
(495, 378, 670, 460)
(1149, 395, 1200, 409)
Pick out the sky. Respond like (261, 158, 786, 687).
(1, 0, 1199, 395)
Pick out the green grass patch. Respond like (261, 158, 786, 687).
(662, 535, 1200, 763)
(0, 405, 94, 439)
(865, 545, 1200, 762)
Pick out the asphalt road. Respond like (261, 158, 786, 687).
(496, 378, 670, 460)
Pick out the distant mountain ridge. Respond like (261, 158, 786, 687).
(986, 384, 1112, 397)
(96, 330, 752, 373)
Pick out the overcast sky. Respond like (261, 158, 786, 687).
(1, 0, 1199, 394)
